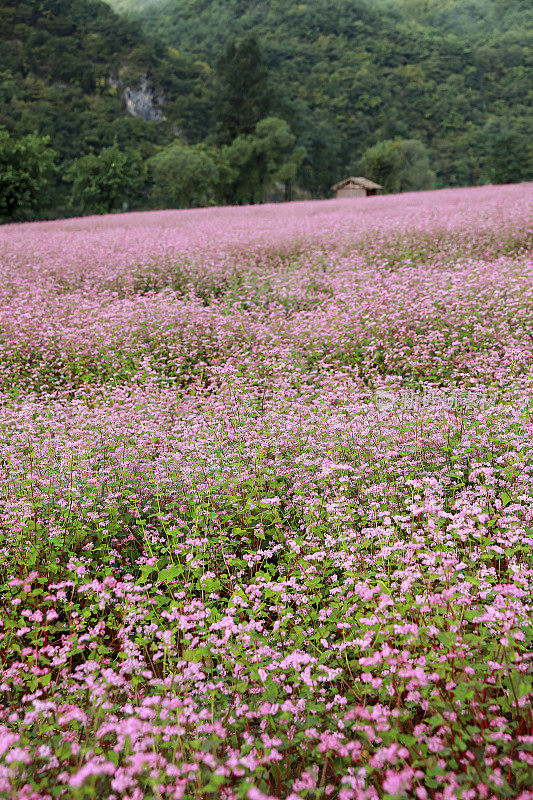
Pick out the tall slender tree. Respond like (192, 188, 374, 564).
(212, 35, 273, 145)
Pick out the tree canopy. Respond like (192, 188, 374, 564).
(0, 0, 209, 216)
(363, 139, 435, 194)
(220, 117, 306, 204)
(134, 0, 532, 191)
(212, 36, 273, 145)
(67, 144, 143, 214)
(0, 128, 56, 219)
(149, 143, 220, 208)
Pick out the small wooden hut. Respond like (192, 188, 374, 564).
(331, 177, 382, 198)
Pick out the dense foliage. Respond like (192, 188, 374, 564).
(149, 142, 221, 208)
(211, 36, 274, 146)
(1, 0, 531, 218)
(131, 0, 533, 191)
(0, 185, 532, 798)
(0, 0, 208, 216)
(67, 144, 144, 214)
(362, 140, 435, 194)
(0, 128, 56, 218)
(219, 117, 306, 205)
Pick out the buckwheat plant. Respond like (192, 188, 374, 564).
(0, 184, 532, 799)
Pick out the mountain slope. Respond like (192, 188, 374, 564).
(116, 0, 532, 188)
(0, 0, 208, 171)
(382, 0, 533, 37)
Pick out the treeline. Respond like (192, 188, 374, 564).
(1, 0, 531, 220)
(1, 33, 437, 219)
(0, 116, 304, 218)
(135, 0, 533, 189)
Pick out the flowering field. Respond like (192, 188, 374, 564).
(1, 184, 533, 799)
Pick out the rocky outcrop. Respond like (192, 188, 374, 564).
(122, 77, 164, 122)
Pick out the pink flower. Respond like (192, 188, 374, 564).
(382, 768, 413, 795)
(69, 760, 116, 787)
(247, 788, 278, 800)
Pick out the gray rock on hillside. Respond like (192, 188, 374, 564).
(123, 78, 164, 122)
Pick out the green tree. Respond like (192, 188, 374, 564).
(254, 117, 306, 201)
(220, 117, 305, 204)
(363, 140, 403, 193)
(218, 135, 257, 205)
(363, 138, 435, 193)
(137, 0, 533, 194)
(397, 139, 435, 192)
(295, 115, 342, 198)
(149, 142, 220, 208)
(3, 0, 532, 215)
(0, 127, 56, 219)
(212, 36, 273, 145)
(68, 145, 143, 215)
(489, 130, 532, 185)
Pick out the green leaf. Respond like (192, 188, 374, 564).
(437, 631, 454, 647)
(183, 647, 207, 663)
(429, 714, 445, 729)
(264, 680, 278, 701)
(204, 774, 226, 791)
(139, 565, 156, 581)
(454, 683, 473, 700)
(500, 492, 512, 507)
(157, 564, 183, 582)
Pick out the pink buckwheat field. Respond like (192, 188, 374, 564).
(1, 184, 533, 800)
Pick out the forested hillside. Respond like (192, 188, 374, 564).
(0, 0, 209, 214)
(119, 0, 533, 190)
(0, 0, 531, 218)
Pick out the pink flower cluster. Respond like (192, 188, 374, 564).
(0, 185, 532, 799)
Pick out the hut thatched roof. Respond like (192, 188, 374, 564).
(331, 176, 382, 191)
